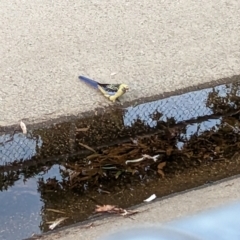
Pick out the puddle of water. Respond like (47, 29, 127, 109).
(1, 80, 240, 239)
(1, 136, 240, 240)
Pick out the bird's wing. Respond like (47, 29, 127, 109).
(78, 76, 99, 89)
(79, 76, 121, 97)
(98, 84, 120, 96)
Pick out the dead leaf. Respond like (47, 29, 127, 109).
(86, 153, 101, 160)
(157, 162, 166, 178)
(76, 127, 89, 132)
(184, 152, 193, 158)
(82, 167, 99, 177)
(46, 208, 66, 214)
(158, 162, 166, 169)
(78, 176, 91, 182)
(115, 171, 122, 179)
(81, 223, 94, 229)
(69, 171, 81, 182)
(203, 153, 210, 159)
(130, 138, 138, 145)
(224, 183, 234, 187)
(126, 167, 138, 175)
(156, 149, 166, 153)
(98, 188, 111, 194)
(215, 146, 221, 153)
(81, 222, 103, 229)
(120, 209, 139, 216)
(95, 205, 116, 213)
(95, 205, 138, 217)
(166, 147, 173, 156)
(158, 169, 165, 178)
(79, 142, 96, 153)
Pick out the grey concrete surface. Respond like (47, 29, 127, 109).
(40, 175, 240, 240)
(1, 0, 240, 127)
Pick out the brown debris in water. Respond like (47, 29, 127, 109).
(95, 204, 139, 216)
(38, 115, 240, 192)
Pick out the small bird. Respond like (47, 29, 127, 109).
(79, 75, 129, 102)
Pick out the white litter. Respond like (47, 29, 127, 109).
(49, 217, 68, 230)
(20, 121, 27, 134)
(143, 194, 156, 202)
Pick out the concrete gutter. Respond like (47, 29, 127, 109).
(1, 0, 240, 127)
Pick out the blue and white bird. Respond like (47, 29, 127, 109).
(78, 75, 129, 102)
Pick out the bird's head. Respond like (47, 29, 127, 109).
(119, 84, 129, 93)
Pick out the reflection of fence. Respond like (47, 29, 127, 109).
(1, 81, 240, 167)
(124, 89, 212, 127)
(124, 83, 240, 127)
(0, 133, 42, 165)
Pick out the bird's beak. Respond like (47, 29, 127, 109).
(124, 87, 129, 93)
(119, 84, 129, 93)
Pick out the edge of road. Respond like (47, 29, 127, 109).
(1, 74, 239, 131)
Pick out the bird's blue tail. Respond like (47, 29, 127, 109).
(78, 76, 99, 89)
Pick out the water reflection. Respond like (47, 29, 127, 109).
(0, 177, 42, 240)
(124, 83, 240, 127)
(183, 118, 221, 140)
(0, 132, 42, 166)
(176, 118, 222, 149)
(0, 164, 64, 240)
